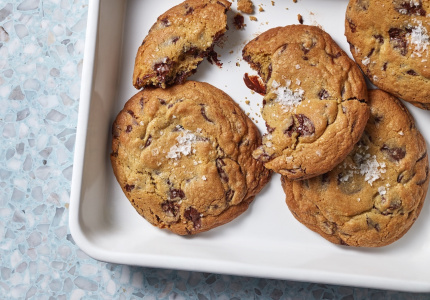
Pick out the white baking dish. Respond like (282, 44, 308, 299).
(69, 0, 430, 292)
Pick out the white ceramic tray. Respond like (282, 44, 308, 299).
(69, 0, 430, 292)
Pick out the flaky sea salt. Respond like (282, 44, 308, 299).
(202, 175, 207, 181)
(378, 186, 387, 195)
(362, 56, 371, 65)
(166, 130, 198, 159)
(408, 20, 429, 57)
(272, 80, 305, 110)
(295, 64, 301, 69)
(357, 155, 386, 186)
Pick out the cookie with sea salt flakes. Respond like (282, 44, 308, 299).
(133, 0, 231, 89)
(242, 25, 369, 179)
(345, 0, 430, 109)
(282, 89, 429, 247)
(111, 81, 271, 235)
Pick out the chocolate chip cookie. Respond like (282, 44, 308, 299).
(243, 25, 369, 179)
(282, 89, 429, 247)
(133, 0, 231, 89)
(111, 81, 271, 235)
(345, 0, 430, 109)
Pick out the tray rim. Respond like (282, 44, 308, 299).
(68, 0, 430, 293)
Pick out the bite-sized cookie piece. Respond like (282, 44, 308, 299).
(111, 81, 271, 235)
(345, 0, 430, 109)
(282, 89, 429, 247)
(237, 0, 254, 14)
(133, 0, 231, 89)
(243, 25, 369, 179)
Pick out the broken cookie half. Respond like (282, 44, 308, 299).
(133, 0, 231, 89)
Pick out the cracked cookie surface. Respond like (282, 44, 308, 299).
(133, 0, 231, 89)
(111, 81, 271, 235)
(281, 89, 429, 247)
(346, 0, 430, 109)
(243, 25, 369, 179)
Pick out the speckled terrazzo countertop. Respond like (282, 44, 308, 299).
(1, 1, 430, 299)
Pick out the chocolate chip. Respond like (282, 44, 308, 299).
(318, 89, 330, 100)
(112, 125, 121, 138)
(160, 16, 170, 27)
(171, 36, 180, 44)
(126, 125, 132, 133)
(225, 189, 234, 202)
(243, 73, 266, 95)
(285, 114, 315, 137)
(169, 188, 185, 200)
(267, 64, 272, 81)
(158, 98, 166, 105)
(367, 48, 375, 57)
(172, 125, 184, 132)
(140, 97, 144, 109)
(366, 216, 380, 231)
(127, 110, 136, 118)
(321, 173, 330, 186)
(161, 201, 180, 217)
(145, 135, 152, 147)
(328, 52, 341, 59)
(125, 184, 135, 192)
(389, 28, 408, 56)
(382, 62, 388, 71)
(233, 13, 245, 30)
(266, 122, 275, 133)
(381, 144, 406, 162)
(216, 158, 229, 183)
(207, 50, 222, 67)
(407, 69, 418, 76)
(347, 19, 357, 33)
(373, 34, 384, 43)
(153, 58, 173, 83)
(394, 0, 426, 16)
(301, 42, 314, 54)
(200, 105, 214, 123)
(184, 207, 201, 229)
(185, 6, 194, 15)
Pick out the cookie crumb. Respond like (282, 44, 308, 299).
(250, 16, 258, 21)
(236, 62, 240, 66)
(233, 13, 246, 30)
(258, 5, 264, 12)
(293, 0, 297, 2)
(237, 0, 254, 14)
(271, 1, 275, 5)
(245, 100, 250, 105)
(297, 14, 303, 24)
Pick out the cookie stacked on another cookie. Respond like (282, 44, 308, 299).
(346, 0, 430, 109)
(111, 81, 271, 235)
(243, 25, 370, 180)
(281, 89, 429, 247)
(133, 0, 231, 89)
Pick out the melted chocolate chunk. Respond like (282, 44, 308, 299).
(394, 0, 426, 16)
(233, 13, 245, 30)
(169, 188, 185, 200)
(243, 73, 266, 95)
(407, 69, 418, 76)
(367, 48, 375, 57)
(388, 28, 408, 56)
(266, 122, 275, 133)
(285, 114, 315, 137)
(318, 89, 330, 100)
(145, 135, 152, 147)
(125, 184, 135, 192)
(216, 158, 229, 183)
(225, 189, 234, 202)
(160, 16, 170, 27)
(381, 145, 406, 162)
(161, 201, 180, 217)
(158, 98, 166, 105)
(184, 207, 201, 229)
(366, 216, 380, 231)
(347, 19, 357, 33)
(207, 50, 222, 67)
(153, 58, 173, 83)
(200, 105, 214, 123)
(126, 125, 132, 133)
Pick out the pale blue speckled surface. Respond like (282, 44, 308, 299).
(1, 1, 430, 299)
